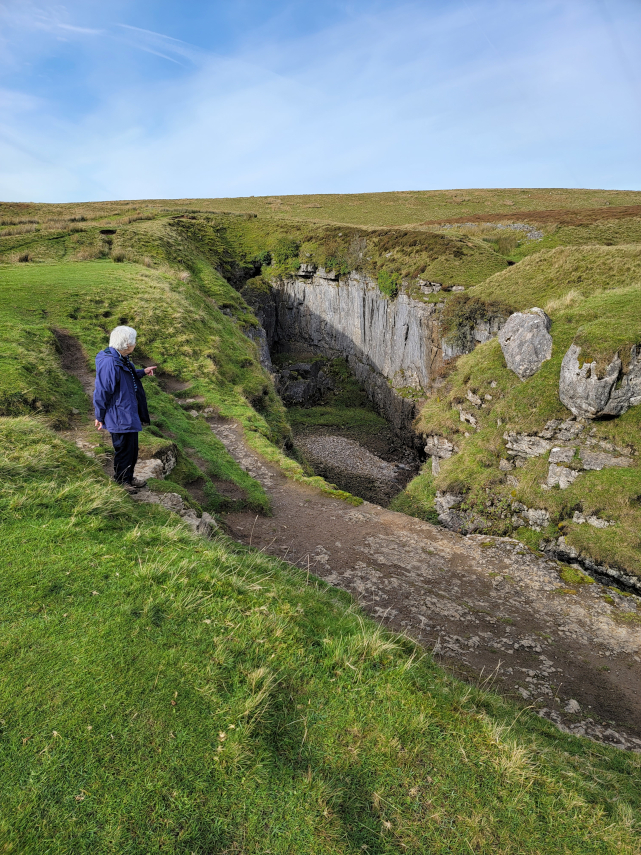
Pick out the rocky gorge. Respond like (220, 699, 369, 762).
(243, 265, 501, 447)
(240, 261, 641, 593)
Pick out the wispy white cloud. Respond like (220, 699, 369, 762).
(1, 0, 640, 201)
(57, 23, 103, 35)
(115, 23, 205, 65)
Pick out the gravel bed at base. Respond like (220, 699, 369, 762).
(297, 435, 401, 480)
(296, 434, 406, 504)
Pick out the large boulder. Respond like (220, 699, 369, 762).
(559, 344, 641, 418)
(498, 308, 552, 380)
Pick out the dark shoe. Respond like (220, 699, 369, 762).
(121, 482, 139, 494)
(131, 477, 148, 488)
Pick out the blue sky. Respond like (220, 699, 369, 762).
(1, 0, 640, 202)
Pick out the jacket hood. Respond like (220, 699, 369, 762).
(96, 347, 125, 367)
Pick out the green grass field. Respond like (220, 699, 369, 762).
(1, 418, 640, 853)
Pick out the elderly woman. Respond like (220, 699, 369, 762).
(94, 326, 157, 492)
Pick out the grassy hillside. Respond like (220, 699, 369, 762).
(2, 192, 641, 849)
(1, 417, 640, 853)
(395, 244, 641, 574)
(4, 187, 641, 229)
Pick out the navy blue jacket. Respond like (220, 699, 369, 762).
(94, 348, 149, 433)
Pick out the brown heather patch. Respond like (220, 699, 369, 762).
(420, 205, 641, 228)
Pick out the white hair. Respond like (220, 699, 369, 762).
(109, 325, 137, 351)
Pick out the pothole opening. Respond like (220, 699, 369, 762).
(274, 350, 421, 506)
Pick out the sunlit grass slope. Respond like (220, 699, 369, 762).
(1, 418, 640, 853)
(0, 254, 280, 513)
(0, 223, 363, 507)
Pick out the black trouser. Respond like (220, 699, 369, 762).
(111, 431, 139, 484)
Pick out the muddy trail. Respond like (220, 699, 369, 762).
(209, 417, 641, 751)
(54, 333, 641, 750)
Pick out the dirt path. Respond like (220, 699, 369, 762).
(211, 417, 641, 750)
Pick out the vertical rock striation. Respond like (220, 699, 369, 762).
(268, 270, 443, 448)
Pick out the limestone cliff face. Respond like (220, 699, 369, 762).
(268, 270, 443, 448)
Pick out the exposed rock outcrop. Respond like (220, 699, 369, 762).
(546, 463, 580, 489)
(134, 490, 218, 538)
(579, 448, 632, 470)
(268, 270, 441, 449)
(243, 324, 273, 372)
(441, 316, 504, 361)
(540, 536, 641, 593)
(434, 491, 490, 533)
(559, 344, 641, 418)
(134, 443, 177, 483)
(424, 435, 457, 475)
(503, 420, 631, 490)
(498, 308, 552, 380)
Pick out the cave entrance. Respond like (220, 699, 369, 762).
(273, 346, 421, 506)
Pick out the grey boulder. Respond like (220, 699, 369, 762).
(498, 308, 552, 380)
(559, 344, 641, 418)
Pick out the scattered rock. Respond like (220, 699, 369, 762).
(546, 464, 580, 489)
(466, 389, 482, 407)
(579, 449, 631, 470)
(504, 432, 551, 458)
(549, 446, 575, 464)
(498, 308, 552, 380)
(564, 699, 581, 714)
(296, 435, 405, 505)
(133, 490, 218, 538)
(459, 409, 478, 428)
